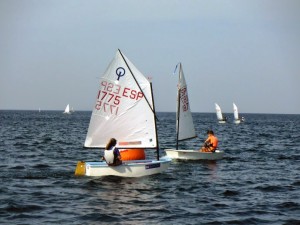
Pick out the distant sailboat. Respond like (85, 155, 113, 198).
(233, 103, 245, 124)
(63, 104, 71, 114)
(164, 63, 224, 160)
(215, 103, 227, 123)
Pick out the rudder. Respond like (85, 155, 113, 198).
(75, 161, 86, 176)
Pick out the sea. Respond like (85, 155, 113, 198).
(0, 110, 299, 225)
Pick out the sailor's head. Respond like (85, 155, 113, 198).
(110, 138, 117, 146)
(106, 138, 117, 149)
(207, 130, 214, 135)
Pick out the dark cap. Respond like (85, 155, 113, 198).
(207, 130, 214, 135)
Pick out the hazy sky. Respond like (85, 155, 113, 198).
(1, 0, 299, 114)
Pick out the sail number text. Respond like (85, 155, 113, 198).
(180, 87, 189, 112)
(95, 81, 144, 115)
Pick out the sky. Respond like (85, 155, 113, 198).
(0, 0, 299, 114)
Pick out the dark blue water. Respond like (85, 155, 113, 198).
(1, 110, 300, 224)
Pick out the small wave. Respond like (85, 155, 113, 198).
(79, 213, 121, 223)
(54, 140, 73, 145)
(14, 135, 26, 140)
(24, 173, 48, 179)
(223, 190, 239, 196)
(292, 180, 300, 186)
(223, 155, 239, 161)
(223, 217, 271, 224)
(4, 203, 43, 213)
(32, 164, 50, 169)
(20, 170, 72, 180)
(276, 201, 299, 210)
(255, 184, 285, 192)
(212, 203, 229, 207)
(9, 165, 26, 170)
(282, 219, 300, 225)
(41, 137, 52, 143)
(258, 133, 271, 138)
(14, 142, 30, 147)
(277, 155, 293, 160)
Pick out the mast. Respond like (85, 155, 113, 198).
(176, 63, 181, 150)
(150, 81, 159, 160)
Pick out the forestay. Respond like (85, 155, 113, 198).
(84, 50, 156, 149)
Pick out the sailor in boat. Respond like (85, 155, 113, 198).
(199, 130, 219, 152)
(103, 138, 122, 166)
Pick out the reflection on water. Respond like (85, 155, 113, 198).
(203, 161, 218, 179)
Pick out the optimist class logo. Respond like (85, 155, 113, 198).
(116, 67, 125, 80)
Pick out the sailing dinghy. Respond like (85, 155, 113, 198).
(63, 104, 71, 114)
(233, 103, 245, 124)
(215, 103, 227, 123)
(75, 49, 171, 177)
(164, 63, 224, 160)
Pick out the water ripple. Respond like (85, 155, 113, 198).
(0, 111, 300, 224)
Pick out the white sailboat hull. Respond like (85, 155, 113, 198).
(218, 120, 226, 124)
(165, 149, 224, 160)
(82, 158, 172, 177)
(234, 119, 241, 124)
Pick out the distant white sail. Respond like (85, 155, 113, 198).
(233, 103, 239, 120)
(233, 102, 245, 123)
(215, 103, 223, 120)
(84, 50, 157, 149)
(177, 63, 196, 141)
(64, 104, 71, 114)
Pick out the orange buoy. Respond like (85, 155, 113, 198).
(120, 149, 146, 161)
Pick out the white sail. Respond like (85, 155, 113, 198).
(177, 63, 196, 141)
(233, 103, 239, 120)
(64, 104, 70, 114)
(84, 50, 156, 149)
(215, 103, 223, 120)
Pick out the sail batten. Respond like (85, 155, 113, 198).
(84, 50, 157, 149)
